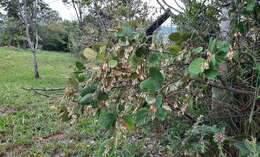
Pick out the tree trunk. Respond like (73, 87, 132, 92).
(211, 1, 231, 113)
(32, 49, 40, 79)
(8, 31, 13, 47)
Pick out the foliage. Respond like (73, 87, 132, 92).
(234, 137, 260, 157)
(62, 0, 260, 156)
(63, 0, 150, 55)
(39, 22, 69, 52)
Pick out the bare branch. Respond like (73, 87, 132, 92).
(161, 0, 183, 14)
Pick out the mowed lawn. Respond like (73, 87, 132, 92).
(0, 47, 93, 156)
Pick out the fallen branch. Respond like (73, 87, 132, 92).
(22, 87, 65, 98)
(22, 88, 50, 97)
(22, 87, 65, 91)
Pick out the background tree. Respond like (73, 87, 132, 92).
(63, 0, 150, 56)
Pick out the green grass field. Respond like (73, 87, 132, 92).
(0, 47, 94, 156)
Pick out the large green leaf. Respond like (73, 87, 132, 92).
(80, 83, 97, 97)
(148, 52, 161, 67)
(122, 23, 134, 38)
(155, 107, 167, 121)
(209, 38, 217, 54)
(136, 108, 149, 125)
(149, 67, 164, 85)
(205, 69, 218, 80)
(139, 79, 157, 94)
(123, 115, 135, 130)
(100, 111, 117, 129)
(135, 45, 148, 57)
(129, 53, 141, 71)
(245, 0, 256, 11)
(188, 58, 206, 76)
(216, 41, 229, 53)
(79, 93, 94, 105)
(83, 48, 97, 61)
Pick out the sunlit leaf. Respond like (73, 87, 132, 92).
(83, 48, 97, 61)
(123, 115, 135, 130)
(108, 59, 118, 68)
(169, 45, 181, 55)
(97, 45, 106, 63)
(188, 58, 206, 76)
(145, 95, 156, 104)
(193, 47, 203, 54)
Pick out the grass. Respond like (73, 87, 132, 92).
(0, 47, 93, 156)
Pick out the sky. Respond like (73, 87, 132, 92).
(44, 0, 183, 26)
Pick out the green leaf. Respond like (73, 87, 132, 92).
(209, 38, 216, 54)
(79, 94, 94, 106)
(136, 108, 149, 125)
(135, 45, 148, 57)
(156, 107, 167, 121)
(245, 0, 256, 11)
(169, 32, 190, 44)
(216, 41, 229, 54)
(188, 58, 206, 76)
(193, 47, 203, 54)
(205, 69, 218, 80)
(149, 67, 164, 85)
(83, 48, 97, 61)
(169, 32, 181, 42)
(75, 73, 85, 82)
(123, 115, 135, 130)
(256, 64, 260, 74)
(97, 45, 106, 63)
(108, 59, 118, 68)
(80, 83, 97, 97)
(139, 79, 157, 94)
(148, 52, 161, 67)
(97, 91, 108, 102)
(145, 95, 156, 104)
(129, 53, 141, 71)
(169, 45, 181, 55)
(155, 95, 163, 108)
(122, 23, 134, 38)
(75, 61, 85, 70)
(100, 111, 117, 129)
